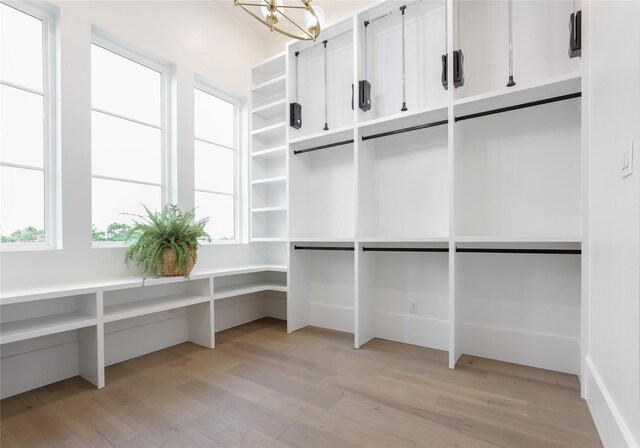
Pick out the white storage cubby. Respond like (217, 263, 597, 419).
(357, 242, 449, 349)
(288, 19, 354, 138)
(454, 242, 581, 374)
(288, 243, 355, 335)
(358, 107, 449, 239)
(251, 53, 288, 243)
(357, 0, 448, 122)
(289, 129, 355, 239)
(454, 95, 581, 239)
(454, 0, 580, 100)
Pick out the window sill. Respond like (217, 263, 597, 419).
(0, 243, 60, 253)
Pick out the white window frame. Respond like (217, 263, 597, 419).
(0, 0, 58, 251)
(90, 33, 172, 247)
(193, 79, 245, 244)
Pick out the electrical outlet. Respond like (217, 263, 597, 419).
(622, 141, 634, 179)
(409, 301, 418, 314)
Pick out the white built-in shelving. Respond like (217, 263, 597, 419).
(250, 53, 288, 243)
(284, 0, 585, 379)
(0, 265, 287, 399)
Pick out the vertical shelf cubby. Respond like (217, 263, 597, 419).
(288, 243, 355, 335)
(453, 0, 581, 101)
(357, 0, 448, 123)
(358, 108, 449, 240)
(289, 129, 355, 240)
(356, 242, 449, 350)
(455, 242, 581, 374)
(288, 19, 354, 139)
(454, 96, 581, 239)
(251, 53, 288, 242)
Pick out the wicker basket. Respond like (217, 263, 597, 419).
(157, 247, 197, 277)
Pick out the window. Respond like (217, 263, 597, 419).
(0, 2, 56, 247)
(91, 36, 169, 243)
(194, 85, 239, 242)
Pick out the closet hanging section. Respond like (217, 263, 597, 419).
(294, 245, 355, 251)
(363, 247, 449, 253)
(293, 139, 354, 155)
(361, 118, 448, 141)
(456, 247, 581, 255)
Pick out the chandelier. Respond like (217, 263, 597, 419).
(234, 0, 326, 41)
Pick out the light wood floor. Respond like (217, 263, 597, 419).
(1, 318, 601, 448)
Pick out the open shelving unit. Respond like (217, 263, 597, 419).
(0, 265, 287, 399)
(283, 0, 586, 379)
(251, 53, 288, 243)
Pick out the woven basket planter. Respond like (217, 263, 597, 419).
(157, 247, 197, 277)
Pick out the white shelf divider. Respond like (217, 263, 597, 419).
(0, 313, 97, 345)
(103, 294, 211, 323)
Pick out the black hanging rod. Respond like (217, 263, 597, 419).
(456, 248, 581, 255)
(293, 139, 354, 155)
(362, 119, 448, 141)
(363, 247, 449, 253)
(455, 92, 582, 122)
(294, 245, 354, 251)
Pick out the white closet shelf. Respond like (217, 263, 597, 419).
(454, 236, 582, 243)
(104, 294, 210, 323)
(252, 99, 287, 121)
(252, 237, 287, 242)
(251, 122, 286, 139)
(0, 313, 97, 345)
(453, 72, 582, 118)
(251, 52, 286, 86)
(252, 74, 287, 99)
(289, 237, 355, 243)
(357, 104, 449, 139)
(214, 281, 287, 301)
(1, 265, 287, 304)
(359, 236, 449, 243)
(252, 206, 287, 213)
(289, 125, 354, 151)
(252, 146, 286, 159)
(251, 176, 287, 185)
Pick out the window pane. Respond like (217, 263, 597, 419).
(1, 84, 44, 167)
(0, 166, 44, 242)
(195, 191, 234, 241)
(91, 44, 161, 126)
(92, 178, 161, 241)
(194, 89, 234, 147)
(0, 4, 43, 91)
(194, 140, 234, 194)
(92, 111, 161, 184)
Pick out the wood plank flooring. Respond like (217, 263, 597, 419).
(1, 318, 602, 448)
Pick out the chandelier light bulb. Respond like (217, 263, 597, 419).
(304, 5, 325, 33)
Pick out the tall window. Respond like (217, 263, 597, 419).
(0, 2, 56, 246)
(194, 85, 238, 242)
(91, 37, 168, 242)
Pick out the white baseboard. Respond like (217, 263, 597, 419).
(462, 323, 580, 374)
(374, 312, 448, 351)
(309, 302, 354, 333)
(585, 358, 638, 448)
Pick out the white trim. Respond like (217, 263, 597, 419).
(0, 80, 44, 96)
(90, 32, 173, 244)
(193, 78, 247, 244)
(0, 1, 58, 250)
(585, 358, 639, 448)
(0, 162, 45, 172)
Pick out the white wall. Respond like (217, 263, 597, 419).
(0, 1, 274, 290)
(585, 2, 640, 447)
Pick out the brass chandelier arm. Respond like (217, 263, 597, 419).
(234, 0, 320, 41)
(277, 8, 315, 39)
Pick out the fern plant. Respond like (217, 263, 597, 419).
(124, 204, 211, 278)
